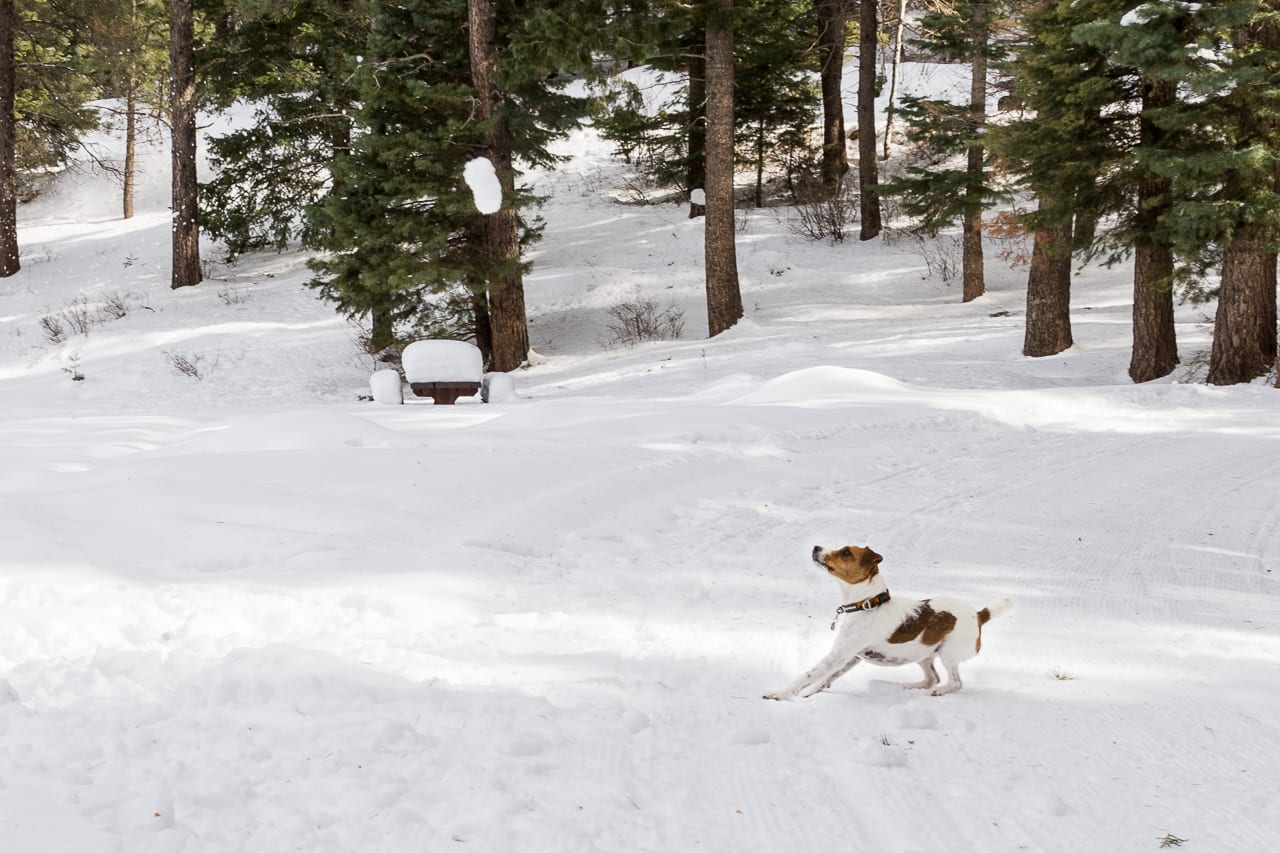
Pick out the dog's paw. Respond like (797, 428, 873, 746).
(762, 691, 791, 701)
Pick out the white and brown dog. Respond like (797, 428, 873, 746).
(765, 544, 1012, 700)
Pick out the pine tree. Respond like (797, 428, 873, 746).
(197, 0, 367, 256)
(85, 0, 169, 219)
(704, 0, 742, 336)
(882, 1, 1011, 300)
(0, 0, 17, 276)
(1071, 1, 1209, 382)
(814, 0, 848, 191)
(992, 0, 1125, 357)
(856, 0, 880, 239)
(304, 0, 587, 364)
(593, 0, 816, 209)
(1155, 1, 1280, 385)
(169, 0, 201, 289)
(12, 0, 98, 185)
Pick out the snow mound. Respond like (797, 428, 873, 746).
(733, 366, 911, 406)
(369, 369, 403, 405)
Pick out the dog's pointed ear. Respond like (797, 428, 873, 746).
(866, 549, 883, 566)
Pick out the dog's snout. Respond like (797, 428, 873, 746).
(811, 545, 824, 561)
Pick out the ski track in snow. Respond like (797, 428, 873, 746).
(3, 76, 1280, 851)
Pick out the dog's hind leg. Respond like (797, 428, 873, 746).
(931, 658, 964, 695)
(903, 656, 940, 691)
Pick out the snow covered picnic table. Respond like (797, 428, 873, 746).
(402, 339, 483, 405)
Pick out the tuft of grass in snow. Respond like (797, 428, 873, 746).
(1158, 832, 1187, 848)
(1048, 668, 1077, 681)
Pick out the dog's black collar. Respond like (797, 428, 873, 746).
(830, 591, 892, 630)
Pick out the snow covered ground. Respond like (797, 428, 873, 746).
(2, 83, 1279, 853)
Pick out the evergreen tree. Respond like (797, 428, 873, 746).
(992, 0, 1126, 357)
(305, 0, 587, 363)
(593, 0, 816, 208)
(1, 0, 17, 276)
(1071, 1, 1213, 381)
(813, 0, 848, 192)
(13, 0, 98, 185)
(1150, 0, 1280, 385)
(856, 0, 880, 239)
(705, 0, 742, 336)
(197, 0, 367, 256)
(85, 0, 169, 219)
(170, 0, 202, 288)
(882, 1, 1011, 300)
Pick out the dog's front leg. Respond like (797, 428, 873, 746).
(764, 649, 860, 701)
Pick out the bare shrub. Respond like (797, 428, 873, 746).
(39, 296, 96, 344)
(38, 313, 67, 345)
(59, 296, 94, 335)
(906, 232, 963, 282)
(217, 286, 251, 306)
(165, 351, 207, 380)
(604, 290, 686, 347)
(98, 291, 133, 321)
(789, 180, 858, 243)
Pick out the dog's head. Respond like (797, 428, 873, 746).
(812, 544, 883, 585)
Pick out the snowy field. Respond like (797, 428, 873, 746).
(2, 83, 1279, 852)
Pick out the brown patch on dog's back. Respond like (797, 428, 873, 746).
(977, 607, 992, 626)
(888, 601, 957, 646)
(816, 545, 883, 585)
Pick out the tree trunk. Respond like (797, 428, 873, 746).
(687, 50, 707, 218)
(704, 0, 742, 337)
(468, 0, 528, 372)
(169, 0, 202, 289)
(1129, 77, 1178, 382)
(1208, 229, 1277, 385)
(961, 1, 988, 302)
(122, 0, 139, 220)
(0, 0, 19, 277)
(814, 0, 848, 193)
(857, 0, 880, 240)
(883, 0, 907, 161)
(1130, 246, 1178, 382)
(124, 82, 137, 220)
(1023, 215, 1073, 357)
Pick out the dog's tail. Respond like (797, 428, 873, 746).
(977, 598, 1014, 626)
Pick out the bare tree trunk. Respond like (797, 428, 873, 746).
(688, 50, 707, 218)
(814, 0, 848, 193)
(169, 0, 202, 289)
(124, 84, 137, 220)
(857, 0, 880, 240)
(468, 0, 528, 372)
(1208, 229, 1277, 385)
(704, 0, 742, 337)
(122, 0, 138, 220)
(883, 0, 907, 161)
(1023, 215, 1073, 357)
(961, 1, 988, 302)
(1129, 77, 1178, 382)
(0, 0, 19, 277)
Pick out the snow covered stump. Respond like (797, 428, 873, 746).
(402, 340, 483, 405)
